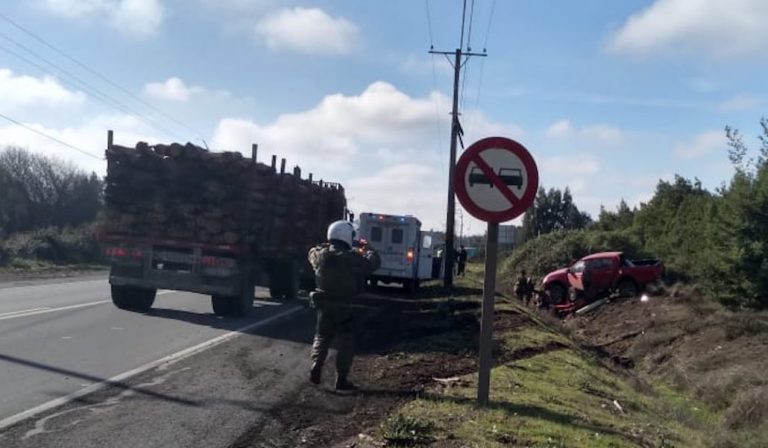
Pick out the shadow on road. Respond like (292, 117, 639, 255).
(0, 353, 196, 407)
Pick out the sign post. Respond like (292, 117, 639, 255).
(453, 136, 539, 407)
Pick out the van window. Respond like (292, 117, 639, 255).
(392, 228, 404, 244)
(371, 226, 382, 242)
(422, 235, 432, 249)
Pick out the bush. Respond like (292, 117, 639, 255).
(3, 225, 103, 265)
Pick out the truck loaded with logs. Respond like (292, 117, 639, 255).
(98, 131, 347, 316)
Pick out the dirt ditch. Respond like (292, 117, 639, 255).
(228, 286, 531, 448)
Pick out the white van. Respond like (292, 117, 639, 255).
(357, 212, 442, 291)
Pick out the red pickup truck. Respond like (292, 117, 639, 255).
(541, 251, 664, 304)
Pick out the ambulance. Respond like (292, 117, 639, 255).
(357, 212, 443, 291)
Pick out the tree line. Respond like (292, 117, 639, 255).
(0, 147, 103, 237)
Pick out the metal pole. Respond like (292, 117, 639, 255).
(443, 48, 462, 288)
(107, 130, 113, 150)
(478, 222, 499, 406)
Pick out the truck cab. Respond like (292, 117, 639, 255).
(357, 213, 440, 291)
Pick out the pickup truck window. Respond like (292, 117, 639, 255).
(571, 261, 585, 273)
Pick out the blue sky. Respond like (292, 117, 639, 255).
(1, 0, 767, 232)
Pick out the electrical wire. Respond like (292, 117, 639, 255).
(0, 112, 102, 160)
(0, 32, 184, 141)
(466, 0, 476, 50)
(0, 12, 206, 144)
(426, 0, 446, 176)
(459, 0, 467, 50)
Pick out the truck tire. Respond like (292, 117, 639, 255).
(232, 285, 254, 317)
(617, 278, 639, 298)
(132, 288, 156, 312)
(111, 285, 155, 312)
(111, 285, 132, 310)
(546, 283, 568, 305)
(269, 261, 298, 300)
(211, 295, 232, 316)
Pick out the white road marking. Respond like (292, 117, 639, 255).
(0, 308, 50, 318)
(0, 301, 111, 321)
(0, 290, 177, 321)
(0, 304, 304, 431)
(61, 337, 72, 340)
(0, 279, 106, 292)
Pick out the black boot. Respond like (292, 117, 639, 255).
(310, 363, 322, 385)
(335, 376, 358, 391)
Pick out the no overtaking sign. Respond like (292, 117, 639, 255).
(455, 137, 539, 223)
(454, 136, 539, 406)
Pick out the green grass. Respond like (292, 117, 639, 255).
(380, 262, 713, 447)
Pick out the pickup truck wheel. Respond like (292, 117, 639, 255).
(546, 283, 567, 305)
(617, 279, 639, 298)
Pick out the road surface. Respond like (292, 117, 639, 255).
(0, 275, 315, 447)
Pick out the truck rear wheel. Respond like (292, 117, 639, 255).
(212, 287, 253, 317)
(269, 260, 299, 300)
(111, 285, 156, 312)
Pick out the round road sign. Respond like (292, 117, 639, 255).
(454, 137, 539, 223)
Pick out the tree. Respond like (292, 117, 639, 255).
(597, 199, 636, 231)
(0, 147, 103, 236)
(521, 186, 592, 240)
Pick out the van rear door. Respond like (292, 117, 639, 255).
(369, 222, 410, 278)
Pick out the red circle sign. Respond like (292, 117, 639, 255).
(454, 137, 539, 223)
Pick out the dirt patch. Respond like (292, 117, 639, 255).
(563, 284, 768, 444)
(228, 291, 524, 448)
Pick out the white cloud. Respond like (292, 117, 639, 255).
(41, 0, 164, 37)
(0, 68, 85, 110)
(254, 7, 359, 55)
(609, 0, 768, 58)
(0, 114, 161, 174)
(212, 81, 516, 230)
(347, 164, 446, 229)
(143, 77, 207, 102)
(718, 94, 762, 112)
(674, 130, 726, 159)
(545, 119, 625, 146)
(545, 119, 574, 139)
(540, 155, 601, 177)
(212, 81, 448, 169)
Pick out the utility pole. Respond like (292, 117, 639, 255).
(430, 47, 486, 288)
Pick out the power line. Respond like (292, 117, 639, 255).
(425, 0, 435, 48)
(0, 12, 204, 140)
(483, 0, 496, 50)
(0, 112, 102, 160)
(0, 12, 206, 144)
(0, 31, 184, 141)
(459, 0, 468, 50)
(467, 0, 477, 50)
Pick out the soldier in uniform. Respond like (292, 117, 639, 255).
(308, 220, 381, 391)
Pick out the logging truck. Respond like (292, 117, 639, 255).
(99, 132, 346, 317)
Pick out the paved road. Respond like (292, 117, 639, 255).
(0, 275, 305, 430)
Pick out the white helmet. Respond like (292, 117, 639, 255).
(327, 220, 355, 247)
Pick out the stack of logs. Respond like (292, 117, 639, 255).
(103, 142, 346, 257)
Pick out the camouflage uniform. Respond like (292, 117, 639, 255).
(308, 241, 380, 388)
